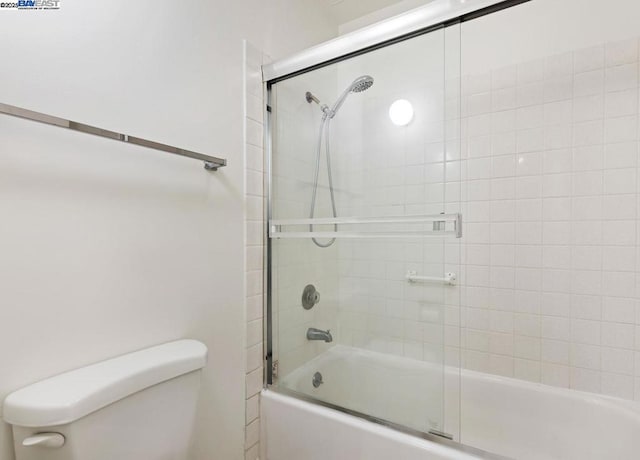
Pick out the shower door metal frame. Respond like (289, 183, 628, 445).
(263, 0, 531, 456)
(263, 0, 531, 83)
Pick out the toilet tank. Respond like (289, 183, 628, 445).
(3, 340, 207, 460)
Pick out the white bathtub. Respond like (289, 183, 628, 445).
(264, 345, 640, 460)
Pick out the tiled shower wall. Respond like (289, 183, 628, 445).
(333, 26, 462, 377)
(268, 32, 640, 435)
(244, 42, 341, 460)
(459, 37, 640, 399)
(244, 41, 264, 460)
(330, 34, 640, 402)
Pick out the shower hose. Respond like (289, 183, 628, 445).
(309, 114, 337, 248)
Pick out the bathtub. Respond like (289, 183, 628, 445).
(263, 345, 640, 460)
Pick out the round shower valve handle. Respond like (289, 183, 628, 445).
(302, 284, 320, 310)
(22, 432, 65, 448)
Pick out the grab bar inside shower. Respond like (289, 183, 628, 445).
(406, 270, 457, 285)
(0, 102, 227, 170)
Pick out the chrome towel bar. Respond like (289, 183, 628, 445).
(0, 103, 227, 171)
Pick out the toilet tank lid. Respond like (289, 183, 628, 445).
(3, 339, 207, 427)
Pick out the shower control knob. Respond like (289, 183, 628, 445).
(302, 284, 320, 310)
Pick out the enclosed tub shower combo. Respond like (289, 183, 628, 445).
(262, 0, 640, 458)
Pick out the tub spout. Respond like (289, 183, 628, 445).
(306, 328, 332, 343)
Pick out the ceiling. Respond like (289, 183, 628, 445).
(321, 0, 423, 26)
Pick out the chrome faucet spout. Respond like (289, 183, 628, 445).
(306, 328, 333, 343)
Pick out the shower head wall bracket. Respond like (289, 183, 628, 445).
(306, 91, 332, 118)
(305, 75, 374, 120)
(306, 91, 320, 104)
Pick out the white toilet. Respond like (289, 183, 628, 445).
(3, 339, 207, 460)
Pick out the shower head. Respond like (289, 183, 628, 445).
(350, 75, 374, 93)
(330, 75, 374, 116)
(305, 75, 374, 119)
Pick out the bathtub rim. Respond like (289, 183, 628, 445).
(264, 385, 511, 460)
(270, 344, 640, 460)
(277, 344, 640, 423)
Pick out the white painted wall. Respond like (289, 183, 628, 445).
(0, 2, 335, 460)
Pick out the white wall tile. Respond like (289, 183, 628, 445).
(514, 358, 541, 382)
(468, 92, 491, 116)
(605, 116, 638, 143)
(543, 269, 572, 293)
(605, 64, 638, 92)
(492, 131, 517, 155)
(544, 76, 573, 103)
(542, 362, 570, 387)
(602, 297, 636, 323)
(545, 100, 573, 125)
(545, 52, 574, 79)
(605, 38, 639, 67)
(573, 120, 604, 147)
(492, 87, 517, 111)
(571, 367, 601, 393)
(571, 343, 601, 370)
(572, 295, 602, 321)
(574, 69, 604, 97)
(573, 145, 604, 171)
(541, 339, 570, 364)
(306, 34, 640, 408)
(572, 319, 601, 345)
(517, 82, 545, 107)
(602, 322, 635, 348)
(605, 142, 638, 169)
(491, 155, 516, 177)
(605, 89, 638, 118)
(541, 293, 570, 317)
(602, 372, 634, 399)
(545, 125, 573, 150)
(574, 45, 605, 73)
(603, 246, 636, 272)
(517, 59, 545, 84)
(543, 173, 572, 197)
(601, 347, 634, 374)
(544, 149, 572, 173)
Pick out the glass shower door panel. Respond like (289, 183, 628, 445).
(269, 26, 459, 437)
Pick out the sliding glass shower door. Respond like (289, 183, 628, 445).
(267, 25, 462, 438)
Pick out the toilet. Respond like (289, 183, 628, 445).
(3, 339, 207, 460)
